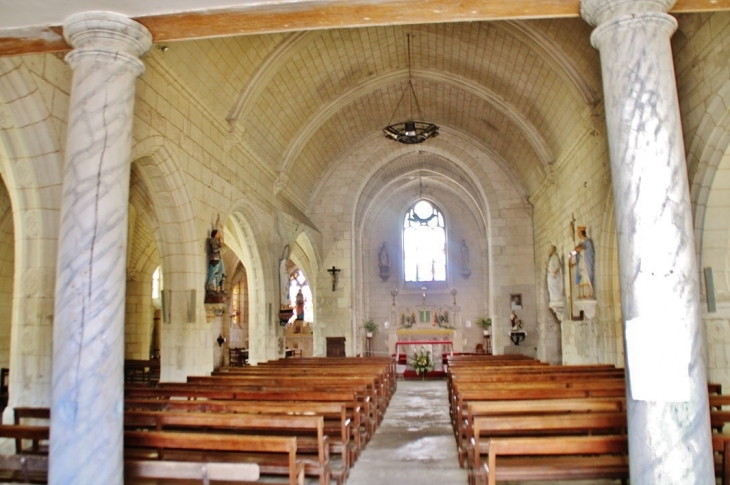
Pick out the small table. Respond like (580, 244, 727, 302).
(510, 331, 526, 346)
(285, 348, 302, 358)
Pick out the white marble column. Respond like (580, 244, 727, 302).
(581, 1, 713, 483)
(50, 12, 151, 485)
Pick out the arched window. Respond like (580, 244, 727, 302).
(403, 200, 446, 282)
(231, 281, 241, 326)
(289, 269, 313, 323)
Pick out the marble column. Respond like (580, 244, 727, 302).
(50, 12, 151, 485)
(581, 1, 714, 483)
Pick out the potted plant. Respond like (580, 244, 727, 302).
(364, 319, 378, 338)
(476, 317, 492, 335)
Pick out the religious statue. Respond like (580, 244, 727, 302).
(573, 227, 595, 299)
(460, 239, 471, 277)
(378, 242, 390, 268)
(546, 245, 564, 304)
(510, 311, 522, 330)
(205, 217, 226, 296)
(379, 242, 391, 281)
(295, 288, 305, 320)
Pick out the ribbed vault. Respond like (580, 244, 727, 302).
(162, 18, 601, 207)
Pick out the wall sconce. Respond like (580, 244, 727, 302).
(451, 287, 458, 305)
(217, 334, 227, 347)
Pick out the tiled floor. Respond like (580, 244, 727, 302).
(347, 379, 467, 485)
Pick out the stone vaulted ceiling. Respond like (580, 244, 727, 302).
(150, 18, 604, 208)
(158, 18, 603, 206)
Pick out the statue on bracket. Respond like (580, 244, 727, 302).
(546, 244, 565, 321)
(378, 242, 391, 281)
(205, 215, 227, 303)
(572, 226, 595, 299)
(547, 245, 564, 303)
(568, 224, 598, 321)
(459, 239, 471, 278)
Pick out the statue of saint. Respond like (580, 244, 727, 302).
(206, 226, 226, 294)
(378, 242, 390, 269)
(546, 245, 564, 303)
(573, 227, 595, 299)
(295, 288, 305, 320)
(460, 239, 471, 276)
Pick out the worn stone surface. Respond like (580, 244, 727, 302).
(347, 380, 467, 485)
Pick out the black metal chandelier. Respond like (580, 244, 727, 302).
(383, 34, 439, 144)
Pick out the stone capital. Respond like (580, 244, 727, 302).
(581, 0, 676, 26)
(63, 11, 152, 71)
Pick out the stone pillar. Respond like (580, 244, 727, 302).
(50, 12, 151, 485)
(581, 1, 714, 483)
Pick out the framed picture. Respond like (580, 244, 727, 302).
(510, 294, 522, 310)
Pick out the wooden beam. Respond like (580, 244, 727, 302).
(1, 0, 729, 58)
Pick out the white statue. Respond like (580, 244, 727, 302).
(546, 245, 564, 304)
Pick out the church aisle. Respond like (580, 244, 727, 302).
(346, 379, 467, 485)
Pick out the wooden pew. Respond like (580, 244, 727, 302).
(124, 431, 304, 485)
(184, 374, 384, 427)
(455, 397, 626, 468)
(124, 398, 357, 471)
(480, 435, 629, 485)
(125, 411, 330, 485)
(0, 454, 47, 483)
(125, 460, 259, 483)
(11, 408, 50, 455)
(213, 366, 394, 407)
(127, 387, 374, 445)
(469, 413, 628, 485)
(451, 386, 626, 437)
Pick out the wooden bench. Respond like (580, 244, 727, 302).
(0, 454, 47, 483)
(125, 398, 355, 479)
(11, 408, 50, 455)
(124, 430, 304, 485)
(129, 387, 373, 445)
(480, 434, 629, 485)
(451, 386, 626, 437)
(125, 410, 330, 485)
(184, 374, 384, 428)
(125, 459, 259, 483)
(469, 413, 628, 484)
(455, 397, 626, 468)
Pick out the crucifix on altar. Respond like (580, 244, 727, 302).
(327, 266, 341, 291)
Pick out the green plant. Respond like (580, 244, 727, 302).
(364, 319, 378, 334)
(476, 317, 492, 329)
(409, 347, 434, 376)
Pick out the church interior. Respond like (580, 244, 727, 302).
(1, 0, 730, 483)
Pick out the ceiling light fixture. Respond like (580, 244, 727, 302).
(383, 34, 439, 144)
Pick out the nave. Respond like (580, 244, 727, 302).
(347, 380, 466, 485)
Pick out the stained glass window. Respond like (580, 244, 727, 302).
(403, 200, 446, 282)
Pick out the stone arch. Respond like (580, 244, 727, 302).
(688, 79, 730, 271)
(225, 199, 273, 364)
(337, 136, 533, 355)
(130, 136, 203, 381)
(684, 80, 730, 388)
(289, 230, 321, 354)
(0, 56, 65, 413)
(125, 165, 162, 360)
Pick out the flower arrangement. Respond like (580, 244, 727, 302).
(409, 346, 434, 376)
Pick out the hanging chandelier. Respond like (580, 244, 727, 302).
(383, 34, 439, 144)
